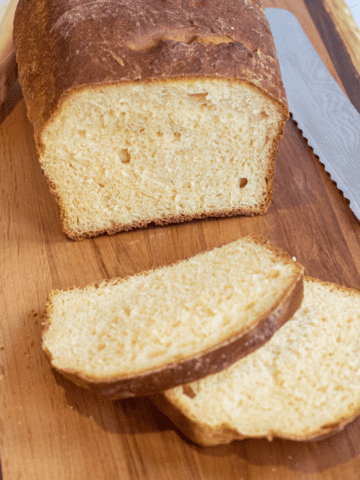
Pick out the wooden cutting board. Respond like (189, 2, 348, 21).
(1, 1, 360, 478)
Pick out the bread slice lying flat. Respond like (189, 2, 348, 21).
(153, 277, 360, 446)
(13, 0, 289, 240)
(42, 236, 303, 399)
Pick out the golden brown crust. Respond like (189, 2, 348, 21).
(42, 236, 304, 399)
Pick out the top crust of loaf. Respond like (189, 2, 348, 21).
(13, 0, 288, 141)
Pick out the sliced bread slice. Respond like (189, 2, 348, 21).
(42, 236, 303, 399)
(153, 277, 360, 446)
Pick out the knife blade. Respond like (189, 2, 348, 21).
(265, 8, 360, 221)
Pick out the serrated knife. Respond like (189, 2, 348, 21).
(265, 8, 360, 221)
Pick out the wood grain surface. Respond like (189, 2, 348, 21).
(1, 1, 360, 479)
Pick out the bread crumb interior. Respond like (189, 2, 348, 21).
(40, 78, 284, 236)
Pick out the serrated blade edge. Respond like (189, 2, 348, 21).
(265, 8, 360, 221)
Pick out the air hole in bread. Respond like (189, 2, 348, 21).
(183, 385, 197, 399)
(239, 178, 248, 188)
(78, 129, 87, 138)
(119, 148, 131, 163)
(188, 92, 208, 101)
(173, 132, 181, 141)
(259, 111, 270, 119)
(321, 422, 341, 430)
(157, 131, 163, 137)
(270, 270, 281, 279)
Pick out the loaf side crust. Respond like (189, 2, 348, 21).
(42, 236, 304, 399)
(153, 276, 360, 446)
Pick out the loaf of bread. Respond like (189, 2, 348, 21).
(153, 277, 360, 446)
(42, 236, 303, 399)
(13, 0, 288, 240)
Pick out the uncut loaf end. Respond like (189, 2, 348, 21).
(13, 0, 288, 240)
(153, 277, 360, 446)
(42, 236, 304, 399)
